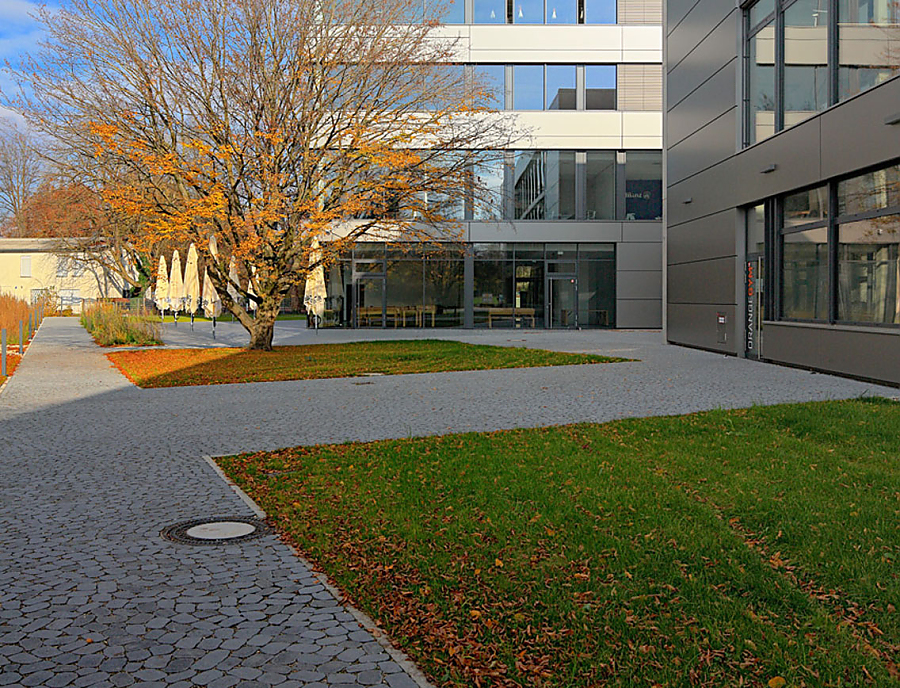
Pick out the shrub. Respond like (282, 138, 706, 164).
(80, 302, 162, 346)
(0, 294, 35, 346)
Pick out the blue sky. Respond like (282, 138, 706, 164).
(0, 0, 59, 124)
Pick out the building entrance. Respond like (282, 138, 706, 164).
(548, 276, 577, 328)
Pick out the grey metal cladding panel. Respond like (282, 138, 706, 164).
(667, 108, 738, 185)
(667, 302, 738, 353)
(667, 256, 735, 304)
(668, 0, 736, 73)
(618, 242, 663, 270)
(667, 159, 740, 226)
(622, 222, 662, 242)
(667, 0, 702, 38)
(820, 78, 900, 180)
(468, 222, 623, 243)
(616, 299, 663, 328)
(667, 59, 737, 147)
(729, 118, 823, 200)
(667, 209, 739, 264)
(667, 14, 738, 107)
(617, 270, 662, 299)
(667, 119, 822, 226)
(763, 324, 900, 386)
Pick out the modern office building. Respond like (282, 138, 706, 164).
(322, 0, 664, 329)
(665, 0, 899, 384)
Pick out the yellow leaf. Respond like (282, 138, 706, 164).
(768, 677, 787, 688)
(495, 558, 503, 568)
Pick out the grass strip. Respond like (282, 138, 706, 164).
(107, 339, 628, 388)
(219, 398, 900, 688)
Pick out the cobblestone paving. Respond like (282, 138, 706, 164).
(0, 319, 896, 688)
(0, 320, 424, 688)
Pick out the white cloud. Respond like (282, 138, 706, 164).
(0, 0, 44, 27)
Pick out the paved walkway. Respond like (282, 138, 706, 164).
(0, 319, 896, 688)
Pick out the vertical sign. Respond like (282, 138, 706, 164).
(745, 259, 758, 358)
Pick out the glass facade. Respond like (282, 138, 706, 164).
(770, 160, 900, 327)
(744, 0, 900, 146)
(426, 149, 660, 222)
(318, 242, 616, 329)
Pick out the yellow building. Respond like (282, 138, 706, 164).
(0, 238, 126, 311)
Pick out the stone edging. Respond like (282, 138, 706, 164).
(201, 454, 438, 688)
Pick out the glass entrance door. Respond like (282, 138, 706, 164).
(354, 277, 385, 328)
(548, 276, 577, 328)
(745, 256, 763, 358)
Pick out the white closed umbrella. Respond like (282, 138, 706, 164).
(304, 239, 327, 330)
(154, 254, 169, 320)
(169, 250, 184, 324)
(202, 269, 223, 338)
(183, 243, 201, 328)
(247, 266, 258, 313)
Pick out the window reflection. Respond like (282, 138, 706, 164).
(545, 151, 576, 219)
(546, 65, 576, 109)
(837, 163, 900, 215)
(514, 151, 546, 219)
(784, 185, 828, 228)
(472, 64, 506, 110)
(838, 216, 900, 324)
(584, 0, 616, 24)
(513, 65, 544, 110)
(624, 152, 662, 220)
(783, 0, 829, 127)
(547, 0, 577, 23)
(747, 22, 776, 144)
(514, 0, 543, 22)
(473, 154, 507, 220)
(585, 65, 616, 109)
(474, 0, 506, 23)
(838, 0, 900, 99)
(782, 227, 830, 320)
(585, 152, 616, 220)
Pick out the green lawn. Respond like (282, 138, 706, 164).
(108, 339, 627, 387)
(219, 399, 900, 688)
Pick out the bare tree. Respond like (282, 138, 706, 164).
(9, 0, 519, 348)
(0, 122, 43, 236)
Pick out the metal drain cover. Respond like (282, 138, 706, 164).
(161, 517, 270, 545)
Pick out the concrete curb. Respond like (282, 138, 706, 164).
(201, 453, 438, 688)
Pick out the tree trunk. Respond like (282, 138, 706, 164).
(246, 297, 280, 351)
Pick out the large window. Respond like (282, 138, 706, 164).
(773, 160, 900, 326)
(838, 0, 900, 99)
(744, 0, 900, 146)
(624, 151, 662, 220)
(506, 64, 620, 110)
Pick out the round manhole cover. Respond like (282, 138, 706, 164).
(161, 517, 270, 545)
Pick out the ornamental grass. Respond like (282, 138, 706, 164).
(81, 302, 162, 347)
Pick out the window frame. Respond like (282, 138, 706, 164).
(743, 0, 900, 147)
(772, 158, 900, 328)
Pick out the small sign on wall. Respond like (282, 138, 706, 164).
(716, 312, 727, 344)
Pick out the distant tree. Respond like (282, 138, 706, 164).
(0, 123, 43, 236)
(9, 0, 519, 349)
